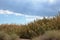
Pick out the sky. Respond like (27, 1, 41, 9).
(0, 0, 60, 24)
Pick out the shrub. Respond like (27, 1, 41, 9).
(0, 31, 11, 40)
(19, 27, 33, 39)
(40, 30, 60, 40)
(28, 23, 45, 36)
(10, 34, 20, 40)
(32, 30, 60, 40)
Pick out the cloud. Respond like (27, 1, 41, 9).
(0, 10, 54, 24)
(0, 10, 13, 14)
(25, 16, 43, 23)
(0, 9, 53, 18)
(0, 10, 24, 16)
(0, 10, 44, 22)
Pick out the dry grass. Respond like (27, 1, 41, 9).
(32, 30, 60, 40)
(0, 14, 60, 39)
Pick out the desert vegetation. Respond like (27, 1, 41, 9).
(0, 13, 60, 40)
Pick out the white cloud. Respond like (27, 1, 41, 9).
(0, 10, 24, 16)
(0, 10, 13, 14)
(0, 10, 53, 23)
(48, 0, 56, 4)
(32, 0, 56, 4)
(0, 10, 43, 18)
(25, 16, 43, 23)
(14, 13, 24, 16)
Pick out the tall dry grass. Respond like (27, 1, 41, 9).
(0, 14, 60, 39)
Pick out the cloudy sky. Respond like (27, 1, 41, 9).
(0, 0, 60, 24)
